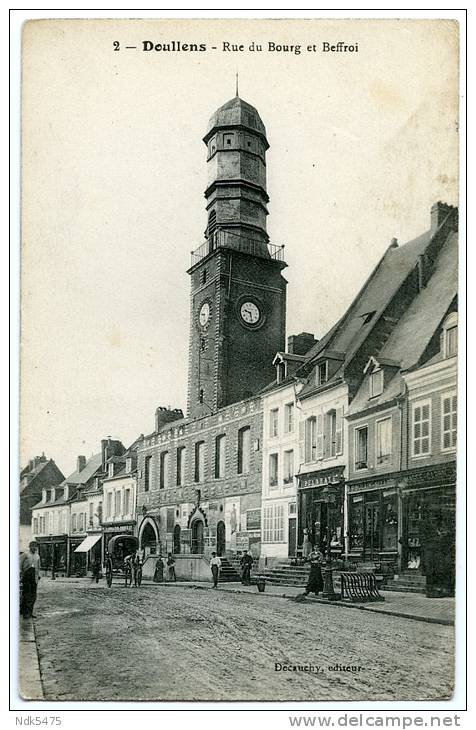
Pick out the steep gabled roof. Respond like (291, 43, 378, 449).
(347, 231, 457, 416)
(377, 232, 457, 371)
(20, 459, 47, 481)
(296, 210, 457, 400)
(62, 453, 103, 486)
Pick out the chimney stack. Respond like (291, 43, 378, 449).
(155, 406, 184, 432)
(287, 332, 318, 356)
(77, 455, 86, 473)
(431, 202, 458, 234)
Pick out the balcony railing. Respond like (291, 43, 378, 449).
(190, 229, 285, 267)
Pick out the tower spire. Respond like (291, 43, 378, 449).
(235, 71, 239, 97)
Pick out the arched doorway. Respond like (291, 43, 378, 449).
(139, 517, 159, 556)
(217, 521, 226, 556)
(173, 524, 181, 555)
(191, 519, 204, 554)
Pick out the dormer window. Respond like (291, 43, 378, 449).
(446, 326, 457, 356)
(126, 457, 133, 474)
(317, 361, 328, 386)
(442, 312, 458, 358)
(370, 369, 384, 398)
(108, 462, 114, 478)
(276, 361, 286, 383)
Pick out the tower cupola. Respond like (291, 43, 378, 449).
(203, 95, 270, 258)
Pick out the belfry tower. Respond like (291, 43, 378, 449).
(187, 93, 288, 419)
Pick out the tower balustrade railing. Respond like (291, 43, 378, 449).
(190, 229, 285, 267)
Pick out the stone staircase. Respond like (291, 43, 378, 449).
(383, 571, 427, 594)
(218, 556, 242, 583)
(258, 560, 309, 587)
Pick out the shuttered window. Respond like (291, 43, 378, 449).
(376, 417, 392, 465)
(335, 406, 344, 455)
(441, 393, 457, 450)
(412, 401, 431, 456)
(262, 505, 285, 543)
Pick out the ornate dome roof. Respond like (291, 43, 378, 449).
(204, 96, 267, 142)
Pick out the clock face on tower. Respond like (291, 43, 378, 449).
(199, 301, 211, 327)
(240, 301, 261, 326)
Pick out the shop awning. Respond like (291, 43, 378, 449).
(74, 534, 102, 553)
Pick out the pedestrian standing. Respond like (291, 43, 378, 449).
(20, 541, 41, 618)
(153, 554, 165, 583)
(210, 552, 221, 588)
(166, 553, 176, 582)
(240, 550, 253, 585)
(303, 546, 325, 597)
(91, 557, 102, 583)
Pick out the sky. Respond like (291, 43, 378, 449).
(19, 18, 459, 476)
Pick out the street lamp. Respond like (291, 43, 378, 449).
(51, 543, 56, 580)
(320, 483, 340, 601)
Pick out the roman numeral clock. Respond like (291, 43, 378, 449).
(187, 93, 288, 418)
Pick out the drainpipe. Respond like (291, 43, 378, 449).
(396, 382, 408, 573)
(343, 480, 350, 560)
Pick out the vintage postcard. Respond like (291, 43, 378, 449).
(18, 17, 460, 703)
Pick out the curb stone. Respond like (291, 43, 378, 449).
(140, 580, 454, 627)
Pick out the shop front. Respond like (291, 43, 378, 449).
(347, 476, 399, 571)
(400, 462, 456, 595)
(297, 466, 345, 557)
(36, 535, 68, 576)
(74, 533, 103, 572)
(68, 536, 87, 576)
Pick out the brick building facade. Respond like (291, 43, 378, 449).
(137, 398, 263, 560)
(134, 94, 287, 572)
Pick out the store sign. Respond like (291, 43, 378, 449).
(299, 469, 344, 489)
(246, 509, 261, 531)
(235, 532, 250, 550)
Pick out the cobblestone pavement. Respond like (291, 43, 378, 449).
(32, 579, 454, 702)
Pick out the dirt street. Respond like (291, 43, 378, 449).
(31, 579, 454, 702)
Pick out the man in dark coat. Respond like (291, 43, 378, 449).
(240, 550, 253, 585)
(20, 542, 41, 618)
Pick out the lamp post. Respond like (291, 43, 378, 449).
(51, 543, 56, 581)
(320, 484, 339, 601)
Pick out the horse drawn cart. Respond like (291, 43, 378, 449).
(104, 534, 143, 588)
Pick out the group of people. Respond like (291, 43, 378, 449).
(209, 549, 254, 588)
(19, 538, 325, 620)
(153, 553, 177, 583)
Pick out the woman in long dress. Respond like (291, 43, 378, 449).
(153, 555, 164, 583)
(304, 546, 324, 596)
